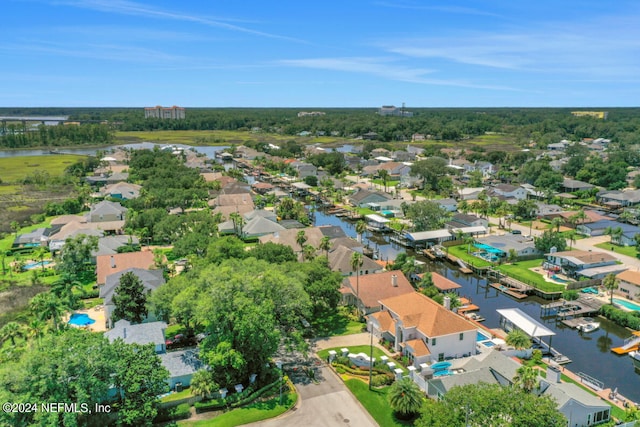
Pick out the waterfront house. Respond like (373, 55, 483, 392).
(341, 270, 414, 315)
(538, 365, 611, 426)
(12, 227, 57, 250)
(330, 245, 381, 277)
(348, 189, 393, 208)
(368, 292, 477, 367)
(475, 234, 540, 258)
(615, 270, 640, 302)
(426, 350, 520, 399)
(100, 267, 165, 328)
(543, 250, 623, 279)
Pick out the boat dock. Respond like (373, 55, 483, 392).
(489, 282, 528, 299)
(562, 318, 597, 329)
(540, 296, 605, 318)
(611, 331, 640, 355)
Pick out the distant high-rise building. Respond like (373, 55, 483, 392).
(144, 105, 185, 119)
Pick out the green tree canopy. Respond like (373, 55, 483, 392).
(404, 200, 450, 232)
(112, 271, 149, 324)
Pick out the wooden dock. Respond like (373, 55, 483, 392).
(489, 282, 528, 299)
(540, 297, 604, 318)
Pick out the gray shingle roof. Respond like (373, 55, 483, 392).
(101, 268, 165, 305)
(104, 319, 167, 347)
(160, 349, 205, 378)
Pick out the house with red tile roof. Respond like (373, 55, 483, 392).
(341, 270, 413, 315)
(96, 251, 157, 285)
(369, 292, 477, 367)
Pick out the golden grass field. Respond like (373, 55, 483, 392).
(0, 154, 84, 183)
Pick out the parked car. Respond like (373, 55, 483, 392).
(510, 229, 522, 235)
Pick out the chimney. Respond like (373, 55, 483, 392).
(443, 296, 451, 310)
(123, 328, 127, 339)
(110, 256, 116, 268)
(547, 364, 561, 383)
(391, 274, 398, 287)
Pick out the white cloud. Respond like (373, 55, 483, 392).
(52, 0, 306, 43)
(277, 57, 517, 90)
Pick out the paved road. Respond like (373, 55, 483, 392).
(250, 361, 378, 427)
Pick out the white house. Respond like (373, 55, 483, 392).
(616, 270, 640, 302)
(368, 292, 477, 367)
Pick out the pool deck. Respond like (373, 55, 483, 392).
(64, 306, 106, 332)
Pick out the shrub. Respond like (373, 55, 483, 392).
(599, 305, 640, 330)
(153, 403, 192, 422)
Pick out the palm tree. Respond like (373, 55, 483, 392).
(464, 235, 475, 254)
(190, 370, 218, 399)
(296, 230, 308, 253)
(565, 230, 577, 250)
(10, 221, 20, 237)
(33, 246, 49, 273)
(302, 244, 316, 261)
(612, 226, 623, 245)
(318, 236, 331, 257)
(550, 217, 564, 233)
(0, 321, 23, 346)
(355, 220, 367, 243)
(350, 252, 364, 314)
(388, 378, 424, 420)
(505, 329, 531, 350)
(604, 226, 615, 243)
(26, 319, 45, 345)
(602, 273, 618, 305)
(30, 293, 65, 331)
(570, 211, 587, 231)
(378, 169, 390, 193)
(229, 212, 244, 238)
(513, 365, 539, 393)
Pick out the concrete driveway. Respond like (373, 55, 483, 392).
(250, 361, 378, 427)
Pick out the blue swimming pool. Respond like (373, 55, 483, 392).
(613, 298, 640, 312)
(68, 313, 96, 326)
(22, 261, 53, 271)
(551, 274, 570, 283)
(477, 331, 491, 342)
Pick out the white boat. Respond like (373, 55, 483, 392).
(577, 321, 600, 333)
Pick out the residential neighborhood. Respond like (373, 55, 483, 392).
(2, 121, 640, 427)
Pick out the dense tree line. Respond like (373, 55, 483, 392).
(2, 107, 640, 147)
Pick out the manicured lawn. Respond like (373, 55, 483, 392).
(497, 259, 565, 293)
(371, 179, 400, 188)
(0, 155, 84, 183)
(312, 308, 364, 337)
(595, 242, 637, 257)
(344, 379, 415, 427)
(161, 387, 193, 403)
(178, 391, 297, 426)
(446, 245, 492, 268)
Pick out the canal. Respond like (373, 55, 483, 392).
(315, 209, 640, 403)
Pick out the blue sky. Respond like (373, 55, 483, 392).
(2, 0, 640, 107)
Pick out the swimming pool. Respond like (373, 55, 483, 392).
(22, 261, 52, 271)
(613, 298, 640, 312)
(68, 313, 96, 326)
(551, 274, 570, 283)
(477, 331, 491, 342)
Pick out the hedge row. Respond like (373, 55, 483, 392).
(600, 304, 640, 330)
(333, 363, 394, 386)
(153, 403, 191, 423)
(194, 378, 284, 414)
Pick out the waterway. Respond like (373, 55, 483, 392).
(314, 209, 640, 403)
(0, 142, 230, 159)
